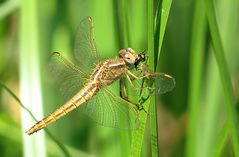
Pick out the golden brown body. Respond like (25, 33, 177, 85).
(26, 58, 128, 135)
(26, 17, 175, 135)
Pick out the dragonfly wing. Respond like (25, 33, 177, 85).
(125, 70, 175, 95)
(74, 16, 100, 76)
(143, 73, 176, 94)
(81, 84, 140, 130)
(48, 52, 87, 100)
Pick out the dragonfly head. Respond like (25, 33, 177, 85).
(119, 48, 138, 66)
(119, 48, 147, 69)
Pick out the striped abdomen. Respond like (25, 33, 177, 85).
(26, 82, 98, 135)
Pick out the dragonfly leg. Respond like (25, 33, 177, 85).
(120, 80, 148, 114)
(119, 82, 140, 115)
(120, 78, 131, 99)
(125, 74, 140, 90)
(126, 73, 150, 91)
(120, 78, 128, 98)
(127, 70, 150, 80)
(127, 70, 140, 80)
(125, 73, 151, 92)
(123, 96, 148, 114)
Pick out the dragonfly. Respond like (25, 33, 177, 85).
(26, 17, 175, 135)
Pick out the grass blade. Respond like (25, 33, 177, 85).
(130, 1, 154, 155)
(212, 123, 230, 157)
(148, 0, 159, 157)
(155, 0, 172, 66)
(185, 0, 206, 157)
(206, 0, 239, 156)
(113, 1, 131, 156)
(19, 0, 46, 156)
(150, 0, 173, 156)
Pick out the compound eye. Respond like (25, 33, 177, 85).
(127, 48, 134, 53)
(124, 54, 130, 60)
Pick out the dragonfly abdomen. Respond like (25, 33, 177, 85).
(26, 83, 98, 135)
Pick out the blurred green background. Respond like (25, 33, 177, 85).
(0, 0, 239, 157)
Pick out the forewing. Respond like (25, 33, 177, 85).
(143, 73, 176, 94)
(124, 69, 175, 96)
(74, 16, 100, 76)
(48, 52, 87, 100)
(81, 84, 140, 130)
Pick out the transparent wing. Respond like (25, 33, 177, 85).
(74, 16, 100, 76)
(143, 73, 176, 94)
(81, 83, 140, 130)
(126, 70, 175, 95)
(48, 52, 87, 100)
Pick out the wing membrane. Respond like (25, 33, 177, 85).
(125, 70, 175, 95)
(49, 17, 100, 100)
(143, 73, 176, 94)
(48, 52, 87, 100)
(74, 16, 100, 76)
(81, 83, 140, 130)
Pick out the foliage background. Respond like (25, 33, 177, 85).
(0, 0, 238, 157)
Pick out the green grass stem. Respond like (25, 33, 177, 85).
(206, 0, 239, 156)
(149, 0, 173, 156)
(129, 1, 153, 153)
(212, 122, 230, 157)
(155, 0, 172, 67)
(186, 0, 206, 157)
(114, 1, 131, 156)
(19, 0, 46, 156)
(147, 1, 159, 157)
